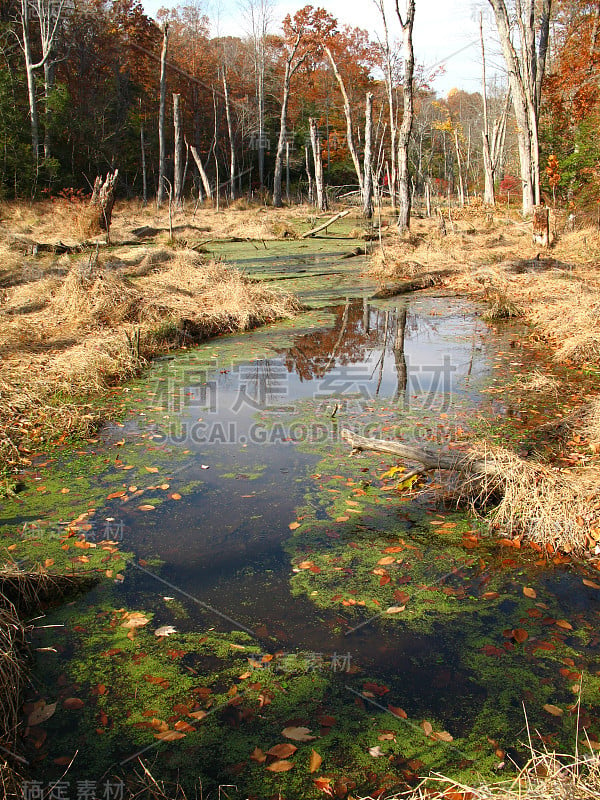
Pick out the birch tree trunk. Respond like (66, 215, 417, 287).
(362, 92, 374, 219)
(21, 0, 40, 169)
(486, 0, 552, 216)
(309, 117, 327, 211)
(480, 12, 495, 205)
(375, 0, 397, 206)
(222, 69, 236, 201)
(140, 120, 147, 205)
(273, 32, 304, 208)
(173, 93, 183, 207)
(325, 46, 364, 199)
(157, 22, 169, 208)
(190, 145, 213, 201)
(396, 0, 416, 233)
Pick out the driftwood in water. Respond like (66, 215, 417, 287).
(371, 269, 455, 299)
(341, 429, 497, 478)
(7, 235, 143, 256)
(302, 209, 350, 238)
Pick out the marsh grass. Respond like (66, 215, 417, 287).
(0, 213, 300, 475)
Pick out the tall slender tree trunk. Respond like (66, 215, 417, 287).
(173, 93, 183, 207)
(140, 120, 147, 205)
(325, 46, 364, 200)
(222, 69, 236, 201)
(480, 12, 495, 205)
(157, 22, 169, 207)
(454, 129, 465, 206)
(272, 64, 291, 207)
(362, 92, 374, 219)
(43, 60, 54, 160)
(309, 117, 327, 211)
(21, 0, 40, 169)
(190, 145, 213, 201)
(396, 0, 416, 233)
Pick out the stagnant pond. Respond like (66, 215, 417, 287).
(4, 246, 600, 799)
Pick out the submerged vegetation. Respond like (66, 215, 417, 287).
(1, 201, 600, 798)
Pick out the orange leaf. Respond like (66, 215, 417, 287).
(250, 747, 266, 763)
(63, 698, 84, 710)
(266, 760, 294, 772)
(422, 720, 433, 736)
(289, 522, 301, 530)
(266, 743, 297, 759)
(523, 587, 537, 599)
(388, 705, 407, 719)
(154, 730, 185, 741)
(512, 628, 529, 644)
(556, 620, 573, 630)
(309, 749, 323, 773)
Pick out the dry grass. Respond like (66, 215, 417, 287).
(0, 204, 301, 474)
(370, 212, 600, 369)
(377, 749, 600, 799)
(460, 443, 600, 553)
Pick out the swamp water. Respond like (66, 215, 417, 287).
(4, 244, 600, 798)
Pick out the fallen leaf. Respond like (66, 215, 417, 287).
(169, 493, 182, 500)
(155, 625, 177, 637)
(432, 730, 454, 742)
(266, 760, 294, 772)
(137, 504, 156, 511)
(250, 747, 266, 763)
(422, 721, 433, 736)
(512, 628, 529, 644)
(368, 745, 385, 757)
(28, 701, 57, 726)
(543, 704, 563, 716)
(145, 467, 159, 473)
(188, 710, 207, 721)
(282, 726, 315, 742)
(154, 730, 186, 741)
(523, 587, 537, 599)
(121, 612, 150, 629)
(378, 556, 396, 565)
(289, 522, 301, 530)
(314, 777, 334, 795)
(309, 749, 322, 773)
(388, 705, 407, 719)
(385, 606, 405, 614)
(266, 743, 297, 759)
(583, 579, 600, 589)
(63, 698, 84, 710)
(556, 620, 573, 630)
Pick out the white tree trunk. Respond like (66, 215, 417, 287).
(362, 92, 374, 219)
(173, 93, 183, 207)
(309, 117, 327, 211)
(396, 0, 416, 233)
(157, 23, 169, 207)
(222, 69, 236, 201)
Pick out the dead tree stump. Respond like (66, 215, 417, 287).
(532, 205, 549, 247)
(90, 170, 119, 231)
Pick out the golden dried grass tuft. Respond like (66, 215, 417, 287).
(461, 442, 600, 552)
(376, 749, 600, 799)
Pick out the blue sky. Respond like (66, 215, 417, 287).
(141, 0, 504, 97)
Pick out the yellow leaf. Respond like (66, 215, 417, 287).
(145, 467, 159, 473)
(396, 474, 419, 491)
(380, 465, 405, 480)
(289, 522, 301, 530)
(543, 704, 563, 716)
(154, 730, 186, 740)
(266, 760, 294, 772)
(309, 749, 322, 773)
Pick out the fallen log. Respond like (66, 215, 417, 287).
(341, 429, 495, 476)
(7, 235, 146, 256)
(371, 269, 455, 299)
(341, 246, 366, 259)
(301, 209, 350, 238)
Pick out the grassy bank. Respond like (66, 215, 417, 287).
(0, 200, 303, 480)
(369, 209, 600, 556)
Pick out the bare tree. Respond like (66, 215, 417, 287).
(325, 46, 364, 201)
(173, 93, 183, 207)
(273, 28, 310, 207)
(374, 0, 399, 206)
(363, 92, 374, 219)
(396, 0, 415, 232)
(222, 67, 236, 201)
(309, 117, 327, 211)
(19, 0, 66, 168)
(486, 0, 552, 214)
(157, 22, 169, 207)
(242, 0, 273, 190)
